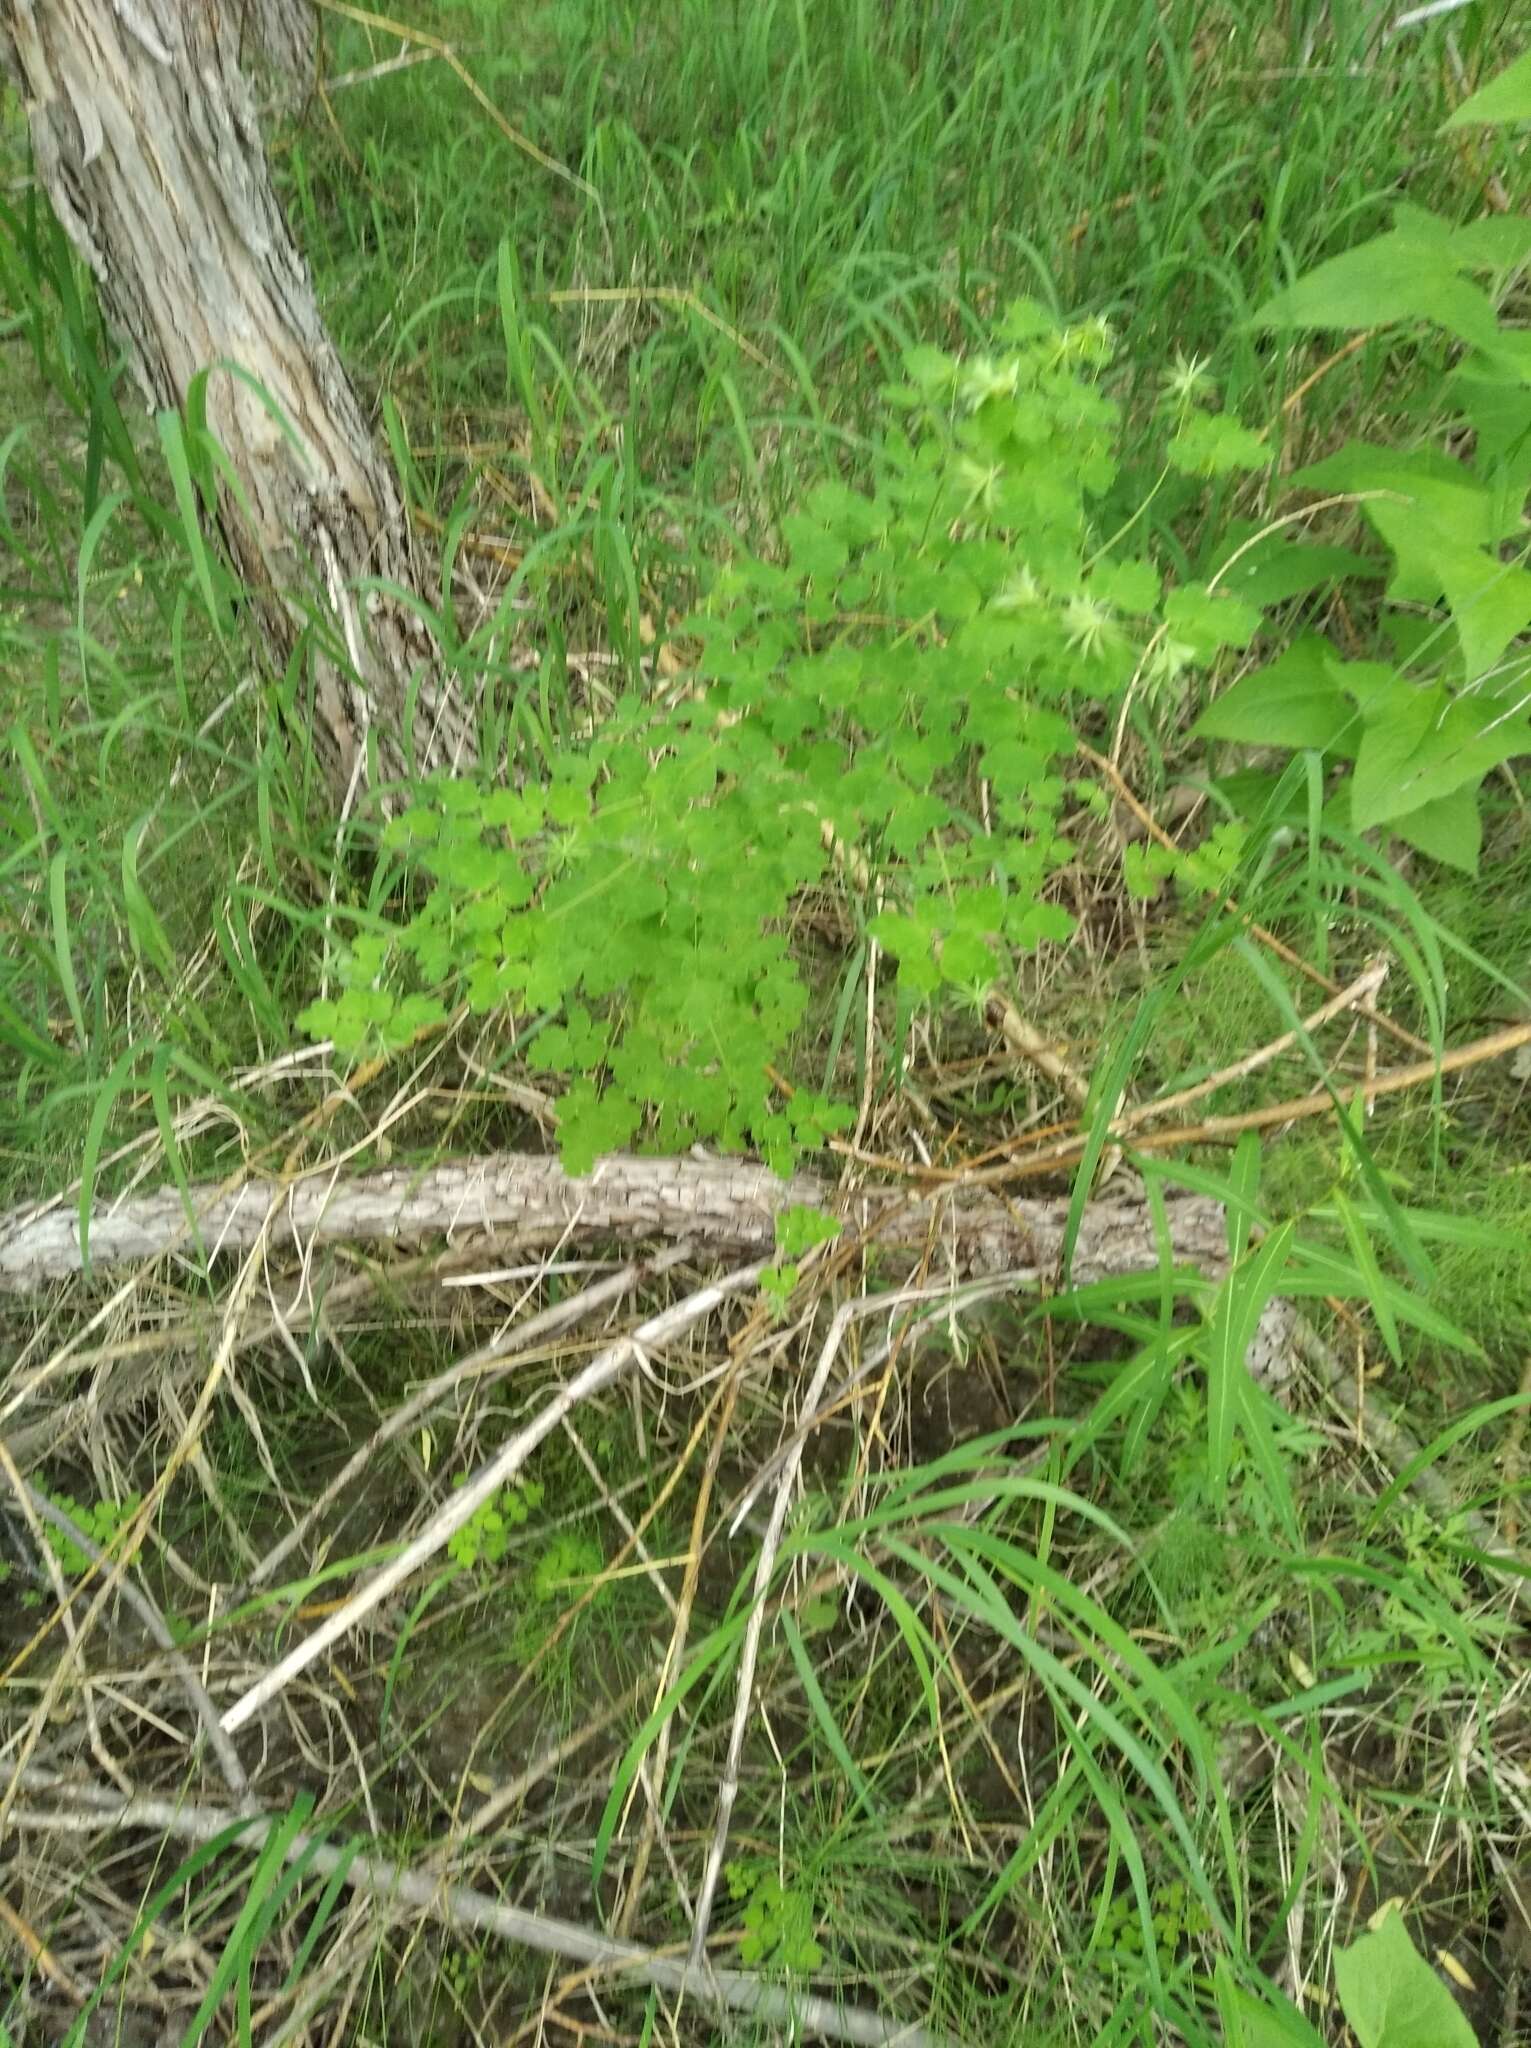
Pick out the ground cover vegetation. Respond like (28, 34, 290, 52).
(1, 4, 1530, 2046)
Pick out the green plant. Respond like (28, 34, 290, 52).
(440, 1944, 484, 1996)
(7, 11, 1527, 2046)
(528, 1528, 602, 1602)
(511, 1528, 606, 1660)
(302, 302, 1267, 1173)
(1332, 1906, 1479, 2048)
(1201, 59, 1531, 875)
(40, 1489, 141, 1575)
(724, 1861, 824, 1972)
(1095, 1876, 1211, 1966)
(445, 1475, 545, 1572)
(761, 1200, 841, 1311)
(1059, 1141, 1479, 1543)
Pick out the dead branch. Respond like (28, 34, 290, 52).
(0, 1151, 1232, 1296)
(1076, 741, 1431, 1056)
(957, 1014, 1531, 1187)
(11, 1770, 943, 2048)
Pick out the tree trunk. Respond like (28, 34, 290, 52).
(239, 0, 318, 115)
(0, 0, 473, 805)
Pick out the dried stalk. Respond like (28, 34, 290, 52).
(1, 1220, 275, 1834)
(1077, 741, 1430, 1056)
(965, 1014, 1531, 1187)
(988, 994, 1093, 1107)
(11, 1479, 249, 1800)
(613, 1356, 749, 1939)
(1117, 958, 1390, 1129)
(688, 1281, 964, 1968)
(1127, 1019, 1531, 1152)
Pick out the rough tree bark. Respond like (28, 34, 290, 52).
(239, 0, 319, 114)
(0, 1152, 1235, 1292)
(0, 0, 473, 805)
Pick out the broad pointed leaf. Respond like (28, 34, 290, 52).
(1333, 1909, 1477, 2048)
(1441, 50, 1531, 131)
(1194, 638, 1356, 751)
(1367, 501, 1531, 681)
(1393, 784, 1482, 873)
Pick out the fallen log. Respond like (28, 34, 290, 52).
(0, 1153, 1230, 1294)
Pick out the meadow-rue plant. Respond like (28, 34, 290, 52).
(302, 303, 1265, 1174)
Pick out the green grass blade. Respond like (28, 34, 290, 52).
(780, 1608, 879, 1820)
(61, 1818, 259, 2048)
(78, 1043, 141, 1275)
(1201, 1220, 1294, 1510)
(1333, 1190, 1402, 1367)
(593, 1613, 747, 1889)
(1062, 993, 1162, 1281)
(155, 409, 222, 631)
(47, 849, 86, 1052)
(180, 1794, 313, 2047)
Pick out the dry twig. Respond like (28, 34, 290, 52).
(1078, 741, 1430, 1056)
(219, 1263, 768, 1736)
(961, 1015, 1531, 1186)
(241, 1246, 692, 1593)
(11, 1479, 249, 1800)
(11, 1771, 942, 2048)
